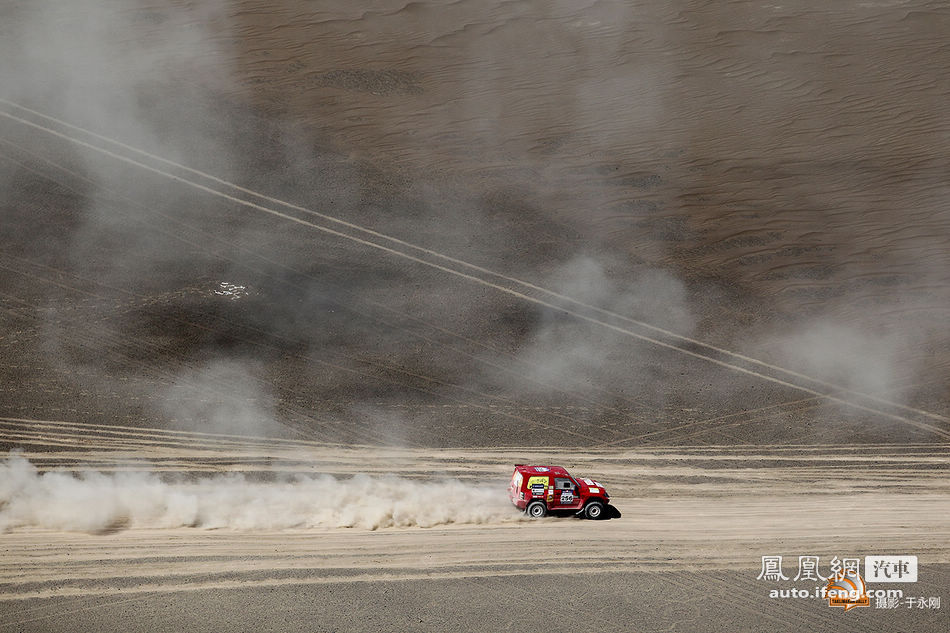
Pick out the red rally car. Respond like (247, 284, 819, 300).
(508, 464, 610, 520)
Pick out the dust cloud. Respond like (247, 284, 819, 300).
(0, 453, 521, 532)
(2, 0, 948, 450)
(493, 255, 695, 398)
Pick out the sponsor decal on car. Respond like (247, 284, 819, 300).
(528, 476, 548, 498)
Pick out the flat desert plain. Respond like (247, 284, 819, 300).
(1, 0, 948, 631)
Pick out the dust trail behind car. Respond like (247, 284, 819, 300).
(0, 453, 521, 532)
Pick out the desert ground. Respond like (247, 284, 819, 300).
(1, 0, 949, 631)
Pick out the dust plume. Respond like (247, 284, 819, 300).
(474, 254, 695, 403)
(159, 359, 285, 438)
(0, 453, 521, 532)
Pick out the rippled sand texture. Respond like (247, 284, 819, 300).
(230, 0, 950, 340)
(2, 422, 949, 632)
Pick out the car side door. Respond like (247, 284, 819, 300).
(553, 477, 581, 509)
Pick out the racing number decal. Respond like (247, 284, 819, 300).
(560, 491, 574, 504)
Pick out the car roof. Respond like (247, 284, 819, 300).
(514, 464, 572, 478)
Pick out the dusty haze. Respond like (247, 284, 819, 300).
(2, 0, 948, 445)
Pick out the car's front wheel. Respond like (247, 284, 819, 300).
(583, 501, 604, 520)
(525, 501, 547, 518)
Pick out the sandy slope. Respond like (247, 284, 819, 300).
(225, 0, 950, 341)
(2, 0, 950, 447)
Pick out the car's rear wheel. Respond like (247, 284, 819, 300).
(526, 501, 547, 518)
(583, 501, 604, 520)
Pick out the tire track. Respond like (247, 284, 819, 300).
(0, 137, 647, 440)
(1, 425, 947, 606)
(1, 100, 947, 439)
(0, 253, 601, 446)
